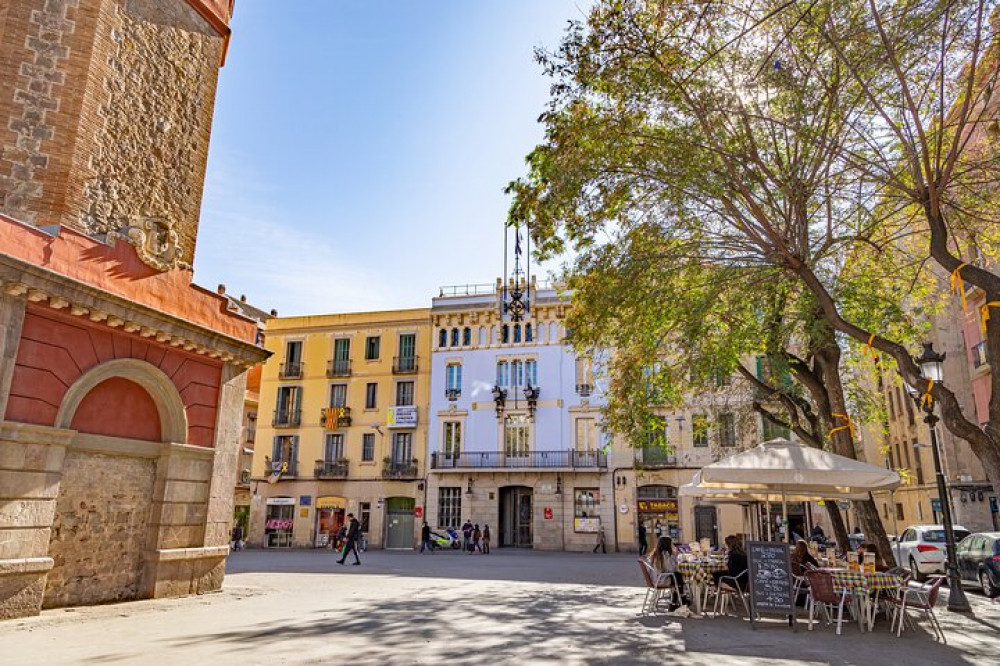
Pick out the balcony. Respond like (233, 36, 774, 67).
(321, 406, 352, 429)
(278, 361, 304, 379)
(430, 449, 607, 470)
(327, 358, 352, 377)
(973, 340, 989, 369)
(382, 462, 420, 479)
(315, 460, 349, 478)
(635, 447, 677, 468)
(393, 355, 419, 375)
(445, 388, 461, 401)
(265, 457, 298, 477)
(272, 409, 301, 427)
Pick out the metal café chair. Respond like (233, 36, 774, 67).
(713, 570, 749, 618)
(639, 559, 682, 615)
(805, 569, 851, 635)
(889, 575, 946, 642)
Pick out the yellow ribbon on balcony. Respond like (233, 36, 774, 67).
(829, 412, 855, 440)
(950, 262, 969, 311)
(980, 301, 1000, 335)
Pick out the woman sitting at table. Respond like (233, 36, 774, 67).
(712, 535, 748, 590)
(791, 539, 819, 576)
(648, 536, 687, 608)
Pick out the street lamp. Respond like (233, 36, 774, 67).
(492, 384, 507, 421)
(904, 342, 971, 613)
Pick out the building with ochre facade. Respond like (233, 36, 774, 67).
(249, 309, 431, 550)
(0, 0, 268, 620)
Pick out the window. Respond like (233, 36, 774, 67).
(275, 386, 301, 423)
(761, 417, 790, 441)
(514, 324, 522, 343)
(451, 328, 459, 347)
(525, 323, 533, 342)
(718, 412, 736, 448)
(438, 487, 462, 529)
(504, 414, 530, 457)
(392, 432, 412, 464)
(887, 388, 895, 419)
(446, 363, 462, 394)
(284, 340, 302, 372)
(903, 389, 915, 425)
(912, 437, 923, 484)
(525, 359, 537, 387)
(271, 435, 298, 475)
(362, 433, 375, 461)
(894, 386, 903, 420)
(896, 503, 905, 521)
(511, 360, 523, 388)
(574, 488, 600, 519)
(575, 418, 598, 451)
(399, 333, 416, 359)
(359, 502, 371, 533)
(333, 338, 350, 362)
(365, 335, 380, 360)
(325, 433, 344, 461)
(693, 414, 709, 447)
(496, 361, 509, 388)
(396, 381, 414, 406)
(365, 382, 377, 409)
(329, 383, 347, 407)
(443, 421, 462, 458)
(439, 329, 447, 347)
(463, 327, 471, 346)
(501, 324, 509, 343)
(575, 356, 593, 388)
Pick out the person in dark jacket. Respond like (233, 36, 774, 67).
(337, 513, 362, 565)
(712, 535, 748, 590)
(420, 521, 434, 553)
(638, 523, 648, 556)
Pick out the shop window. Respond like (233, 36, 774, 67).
(574, 488, 601, 533)
(359, 502, 371, 533)
(264, 499, 295, 548)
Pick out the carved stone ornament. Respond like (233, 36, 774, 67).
(108, 217, 190, 272)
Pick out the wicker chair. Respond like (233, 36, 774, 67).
(805, 569, 851, 635)
(889, 575, 946, 642)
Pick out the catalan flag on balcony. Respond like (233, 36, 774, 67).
(324, 408, 341, 430)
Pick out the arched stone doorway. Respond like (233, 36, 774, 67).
(44, 360, 187, 608)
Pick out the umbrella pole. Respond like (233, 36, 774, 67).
(782, 491, 789, 544)
(766, 499, 772, 541)
(889, 489, 900, 564)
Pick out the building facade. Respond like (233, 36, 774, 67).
(0, 0, 268, 621)
(248, 309, 431, 550)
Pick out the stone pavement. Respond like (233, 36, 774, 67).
(2, 549, 999, 665)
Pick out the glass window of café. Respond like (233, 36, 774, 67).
(264, 497, 295, 548)
(637, 485, 679, 540)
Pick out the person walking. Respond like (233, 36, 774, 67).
(593, 526, 607, 554)
(420, 521, 434, 553)
(462, 519, 473, 553)
(638, 523, 648, 556)
(473, 524, 482, 553)
(337, 513, 362, 565)
(482, 524, 491, 554)
(231, 524, 244, 551)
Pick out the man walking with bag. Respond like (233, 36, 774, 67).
(337, 513, 362, 565)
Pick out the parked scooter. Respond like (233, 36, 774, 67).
(445, 527, 463, 549)
(428, 528, 463, 550)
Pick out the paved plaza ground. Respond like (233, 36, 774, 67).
(2, 549, 999, 665)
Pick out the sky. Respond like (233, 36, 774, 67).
(193, 1, 589, 316)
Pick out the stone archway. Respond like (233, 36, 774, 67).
(43, 360, 188, 608)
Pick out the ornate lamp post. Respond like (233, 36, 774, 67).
(492, 384, 507, 421)
(904, 342, 971, 613)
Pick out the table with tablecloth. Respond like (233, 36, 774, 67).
(824, 569, 904, 630)
(677, 559, 729, 614)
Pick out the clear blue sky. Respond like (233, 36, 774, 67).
(194, 1, 588, 316)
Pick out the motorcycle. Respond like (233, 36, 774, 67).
(429, 529, 463, 550)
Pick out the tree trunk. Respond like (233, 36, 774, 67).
(824, 501, 850, 553)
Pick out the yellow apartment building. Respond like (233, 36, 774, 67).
(248, 309, 432, 549)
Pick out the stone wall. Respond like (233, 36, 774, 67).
(0, 0, 224, 264)
(43, 450, 155, 608)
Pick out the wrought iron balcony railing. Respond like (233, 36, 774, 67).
(265, 457, 298, 477)
(327, 359, 352, 377)
(430, 449, 607, 470)
(392, 355, 419, 375)
(321, 406, 352, 429)
(272, 409, 301, 427)
(382, 462, 419, 479)
(315, 460, 349, 478)
(445, 387, 461, 401)
(634, 447, 677, 468)
(278, 361, 304, 379)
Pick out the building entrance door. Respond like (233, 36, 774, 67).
(694, 505, 718, 546)
(384, 497, 415, 549)
(499, 486, 533, 548)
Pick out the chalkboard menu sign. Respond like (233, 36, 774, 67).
(747, 541, 795, 629)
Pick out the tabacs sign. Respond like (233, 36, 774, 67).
(387, 405, 418, 429)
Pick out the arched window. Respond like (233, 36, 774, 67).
(525, 323, 533, 343)
(501, 325, 510, 344)
(513, 324, 522, 343)
(479, 327, 486, 346)
(451, 328, 459, 346)
(439, 329, 447, 348)
(463, 327, 471, 346)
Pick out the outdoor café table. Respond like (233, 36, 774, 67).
(825, 569, 904, 631)
(677, 558, 728, 615)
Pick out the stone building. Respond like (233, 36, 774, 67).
(248, 309, 432, 550)
(0, 0, 268, 620)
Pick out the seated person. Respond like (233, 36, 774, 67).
(857, 542, 891, 572)
(647, 536, 687, 608)
(791, 539, 819, 576)
(712, 535, 748, 590)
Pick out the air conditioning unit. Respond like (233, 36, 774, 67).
(240, 469, 251, 484)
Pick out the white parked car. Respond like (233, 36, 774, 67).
(894, 524, 972, 582)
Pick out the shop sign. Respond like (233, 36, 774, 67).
(299, 508, 309, 518)
(574, 517, 600, 533)
(637, 500, 677, 512)
(299, 495, 312, 506)
(266, 497, 296, 506)
(544, 507, 553, 520)
(387, 405, 418, 428)
(265, 519, 293, 530)
(316, 496, 346, 509)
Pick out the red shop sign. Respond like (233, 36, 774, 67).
(414, 506, 423, 518)
(544, 508, 553, 520)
